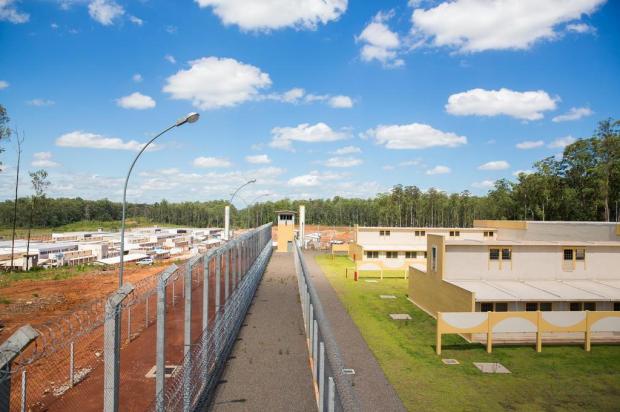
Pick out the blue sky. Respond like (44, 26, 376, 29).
(0, 0, 618, 206)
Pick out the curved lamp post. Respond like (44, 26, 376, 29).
(249, 193, 270, 228)
(118, 112, 200, 286)
(226, 179, 256, 239)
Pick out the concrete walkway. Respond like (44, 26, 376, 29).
(211, 252, 316, 411)
(303, 251, 407, 412)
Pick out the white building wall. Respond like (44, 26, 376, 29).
(443, 245, 620, 281)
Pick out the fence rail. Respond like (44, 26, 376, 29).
(293, 240, 360, 412)
(0, 223, 273, 412)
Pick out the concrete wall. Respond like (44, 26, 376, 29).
(408, 235, 474, 316)
(443, 244, 620, 280)
(276, 224, 294, 253)
(474, 220, 620, 241)
(356, 226, 490, 245)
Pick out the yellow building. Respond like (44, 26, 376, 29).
(276, 211, 296, 253)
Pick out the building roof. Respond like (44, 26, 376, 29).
(445, 239, 620, 247)
(360, 243, 427, 251)
(96, 253, 148, 265)
(447, 279, 620, 302)
(357, 226, 494, 232)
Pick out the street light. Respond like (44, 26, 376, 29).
(226, 179, 256, 239)
(249, 193, 270, 227)
(118, 112, 200, 287)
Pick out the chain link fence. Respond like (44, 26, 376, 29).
(293, 240, 360, 412)
(0, 223, 272, 411)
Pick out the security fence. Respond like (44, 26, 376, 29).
(0, 223, 272, 412)
(293, 241, 360, 412)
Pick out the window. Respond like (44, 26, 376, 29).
(614, 302, 620, 311)
(431, 246, 438, 272)
(575, 248, 585, 261)
(526, 302, 538, 311)
(366, 251, 378, 259)
(583, 302, 596, 311)
(495, 302, 508, 312)
(483, 231, 494, 238)
(501, 248, 512, 261)
(489, 248, 500, 260)
(415, 230, 426, 237)
(449, 230, 460, 237)
(379, 230, 391, 237)
(405, 251, 417, 259)
(563, 249, 574, 261)
(480, 303, 493, 312)
(540, 302, 552, 311)
(570, 302, 582, 311)
(386, 251, 399, 259)
(423, 251, 428, 259)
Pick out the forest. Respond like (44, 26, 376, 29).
(0, 117, 618, 230)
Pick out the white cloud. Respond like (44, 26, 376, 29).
(0, 0, 29, 23)
(0, 80, 9, 90)
(287, 170, 344, 187)
(411, 0, 605, 53)
(56, 131, 157, 151)
(116, 92, 156, 110)
(269, 122, 349, 150)
(426, 165, 451, 175)
(194, 0, 347, 31)
(548, 135, 576, 148)
(165, 25, 178, 34)
(365, 123, 467, 150)
(280, 88, 305, 103)
(164, 54, 176, 64)
(478, 160, 510, 171)
(88, 0, 124, 26)
(516, 140, 544, 149)
(566, 23, 595, 33)
(331, 145, 361, 155)
(27, 98, 55, 107)
(472, 180, 496, 189)
(129, 15, 143, 26)
(552, 106, 593, 122)
(132, 73, 143, 83)
(164, 57, 272, 110)
(446, 88, 558, 120)
(356, 11, 404, 67)
(324, 156, 362, 168)
(245, 154, 271, 164)
(32, 152, 61, 168)
(513, 169, 534, 177)
(193, 156, 232, 168)
(328, 95, 354, 108)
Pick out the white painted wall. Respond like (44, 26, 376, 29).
(498, 222, 620, 241)
(357, 227, 490, 246)
(444, 245, 620, 281)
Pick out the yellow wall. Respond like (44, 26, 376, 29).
(276, 224, 294, 253)
(408, 234, 474, 316)
(348, 242, 363, 261)
(473, 219, 528, 230)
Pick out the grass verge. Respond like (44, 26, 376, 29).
(316, 255, 620, 412)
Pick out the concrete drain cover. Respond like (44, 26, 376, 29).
(389, 313, 412, 320)
(442, 359, 459, 365)
(145, 365, 179, 379)
(380, 295, 396, 299)
(473, 362, 510, 374)
(365, 280, 378, 283)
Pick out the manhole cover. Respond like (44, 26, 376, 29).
(380, 295, 396, 299)
(473, 362, 510, 374)
(442, 359, 459, 365)
(389, 313, 412, 320)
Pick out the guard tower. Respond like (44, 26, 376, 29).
(276, 211, 296, 252)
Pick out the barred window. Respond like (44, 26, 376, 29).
(366, 251, 378, 259)
(575, 248, 585, 261)
(405, 251, 417, 259)
(501, 248, 512, 261)
(563, 249, 574, 261)
(489, 248, 500, 260)
(386, 251, 398, 259)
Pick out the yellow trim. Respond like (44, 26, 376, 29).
(616, 224, 620, 236)
(473, 220, 528, 230)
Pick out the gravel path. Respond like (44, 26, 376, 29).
(303, 251, 407, 412)
(211, 252, 316, 411)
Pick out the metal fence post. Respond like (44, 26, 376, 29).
(327, 377, 335, 412)
(103, 283, 135, 412)
(126, 307, 132, 343)
(20, 370, 26, 412)
(0, 325, 39, 412)
(145, 295, 149, 328)
(224, 248, 230, 300)
(215, 251, 221, 359)
(156, 264, 177, 412)
(309, 304, 314, 349)
(319, 341, 325, 412)
(183, 259, 193, 412)
(313, 320, 318, 378)
(69, 341, 75, 387)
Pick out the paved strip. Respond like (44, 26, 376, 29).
(303, 251, 407, 412)
(211, 252, 316, 412)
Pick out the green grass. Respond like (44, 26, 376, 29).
(0, 218, 180, 238)
(316, 255, 620, 412)
(0, 264, 101, 288)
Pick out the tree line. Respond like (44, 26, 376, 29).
(1, 111, 618, 231)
